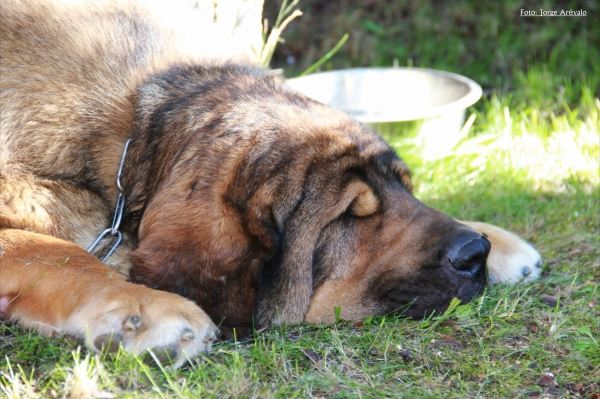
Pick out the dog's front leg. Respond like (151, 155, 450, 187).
(459, 221, 542, 284)
(0, 228, 217, 368)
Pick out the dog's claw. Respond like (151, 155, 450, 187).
(181, 327, 195, 341)
(123, 315, 142, 331)
(203, 328, 216, 344)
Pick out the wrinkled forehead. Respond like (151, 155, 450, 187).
(343, 124, 413, 192)
(224, 87, 414, 190)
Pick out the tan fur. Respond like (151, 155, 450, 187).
(1, 0, 541, 367)
(0, 229, 216, 368)
(0, 0, 252, 273)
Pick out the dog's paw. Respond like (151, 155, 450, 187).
(74, 285, 218, 369)
(461, 221, 542, 285)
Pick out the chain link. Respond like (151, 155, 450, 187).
(88, 139, 131, 262)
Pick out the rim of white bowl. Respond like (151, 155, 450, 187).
(287, 67, 483, 123)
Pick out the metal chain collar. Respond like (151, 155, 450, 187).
(87, 139, 132, 262)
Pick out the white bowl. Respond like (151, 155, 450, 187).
(287, 67, 483, 155)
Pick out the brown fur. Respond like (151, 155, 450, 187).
(0, 0, 541, 366)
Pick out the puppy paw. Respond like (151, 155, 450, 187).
(461, 221, 542, 285)
(74, 286, 218, 369)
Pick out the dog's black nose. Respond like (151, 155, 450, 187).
(445, 233, 491, 278)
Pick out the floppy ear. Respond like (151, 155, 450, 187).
(255, 180, 378, 326)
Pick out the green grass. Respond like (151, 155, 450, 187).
(2, 1, 599, 398)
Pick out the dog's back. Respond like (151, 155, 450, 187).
(0, 0, 249, 255)
(1, 0, 223, 174)
(1, 1, 156, 251)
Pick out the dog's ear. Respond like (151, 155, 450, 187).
(255, 180, 378, 326)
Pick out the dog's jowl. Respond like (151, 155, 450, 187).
(0, 0, 541, 367)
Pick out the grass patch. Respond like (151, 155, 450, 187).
(2, 1, 599, 398)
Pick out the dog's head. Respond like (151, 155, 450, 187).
(125, 65, 489, 330)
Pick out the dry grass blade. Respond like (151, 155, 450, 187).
(259, 0, 302, 67)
